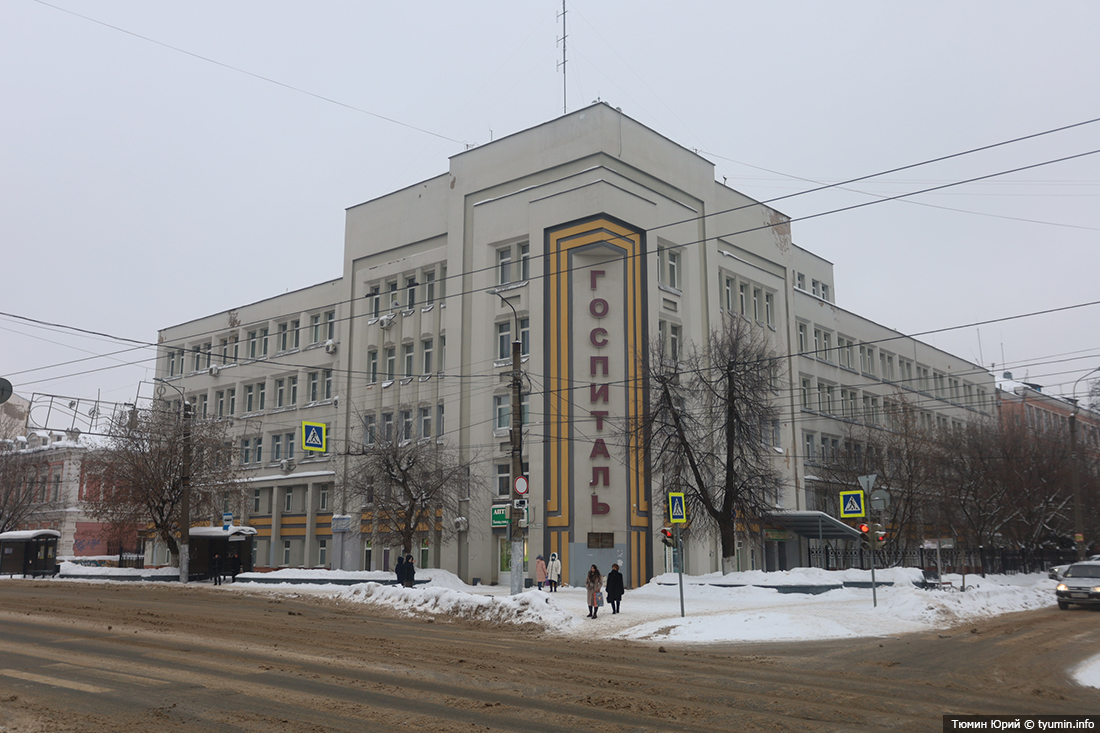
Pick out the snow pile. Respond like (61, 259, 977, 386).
(335, 582, 579, 629)
(57, 561, 178, 578)
(1074, 657, 1100, 689)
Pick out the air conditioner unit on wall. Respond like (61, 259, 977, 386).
(379, 315, 395, 330)
(280, 459, 296, 472)
(209, 365, 220, 376)
(324, 340, 337, 354)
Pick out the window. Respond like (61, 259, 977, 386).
(308, 372, 319, 402)
(325, 311, 336, 341)
(276, 379, 285, 407)
(497, 464, 511, 496)
(405, 277, 417, 308)
(254, 437, 263, 463)
(860, 345, 875, 375)
(497, 322, 511, 360)
(318, 539, 327, 567)
(228, 388, 236, 415)
(382, 412, 393, 442)
(216, 391, 225, 417)
(401, 410, 413, 441)
(241, 438, 251, 465)
(821, 283, 830, 302)
(494, 395, 510, 429)
(284, 489, 293, 513)
(803, 433, 816, 463)
(497, 247, 512, 284)
(288, 376, 297, 405)
(838, 337, 853, 369)
(257, 382, 266, 410)
(798, 323, 808, 353)
(436, 403, 445, 437)
(245, 385, 255, 413)
(669, 324, 681, 361)
(813, 329, 822, 356)
(370, 285, 381, 317)
(723, 275, 735, 312)
(667, 249, 680, 289)
(738, 283, 747, 315)
(403, 344, 414, 377)
(764, 292, 774, 327)
(419, 407, 432, 438)
(319, 485, 329, 511)
(752, 288, 762, 322)
(519, 243, 530, 281)
(310, 314, 322, 343)
(588, 532, 615, 549)
(796, 272, 806, 290)
(368, 350, 378, 383)
(440, 335, 446, 372)
(253, 488, 262, 513)
(385, 348, 396, 380)
(248, 330, 258, 359)
(520, 318, 530, 357)
(273, 434, 283, 461)
(283, 540, 291, 566)
(424, 271, 436, 305)
(323, 369, 333, 400)
(422, 339, 433, 373)
(812, 279, 820, 297)
(364, 415, 376, 445)
(800, 378, 811, 409)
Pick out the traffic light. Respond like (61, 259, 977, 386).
(858, 523, 871, 549)
(660, 527, 675, 547)
(872, 523, 887, 550)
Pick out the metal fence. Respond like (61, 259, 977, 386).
(107, 539, 146, 570)
(809, 543, 1078, 575)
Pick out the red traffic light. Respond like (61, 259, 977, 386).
(660, 527, 675, 547)
(858, 523, 870, 533)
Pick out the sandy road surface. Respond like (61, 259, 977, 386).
(0, 580, 1098, 732)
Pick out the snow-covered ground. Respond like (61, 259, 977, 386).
(31, 562, 1098, 689)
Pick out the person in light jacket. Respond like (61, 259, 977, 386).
(605, 563, 624, 614)
(585, 565, 603, 619)
(546, 552, 562, 592)
(535, 555, 547, 590)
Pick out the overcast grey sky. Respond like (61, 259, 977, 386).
(3, 1, 1099, 422)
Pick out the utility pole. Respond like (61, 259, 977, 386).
(180, 399, 192, 583)
(1070, 367, 1099, 561)
(495, 293, 526, 595)
(557, 0, 567, 115)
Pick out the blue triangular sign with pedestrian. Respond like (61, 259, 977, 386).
(302, 421, 326, 452)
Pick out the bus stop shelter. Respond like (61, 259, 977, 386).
(189, 525, 257, 581)
(0, 529, 61, 577)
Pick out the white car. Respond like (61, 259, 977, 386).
(1056, 561, 1100, 610)
(1049, 554, 1100, 580)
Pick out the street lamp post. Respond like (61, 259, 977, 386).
(155, 378, 192, 583)
(494, 293, 525, 596)
(1069, 366, 1100, 561)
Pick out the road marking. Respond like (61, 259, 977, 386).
(0, 669, 111, 693)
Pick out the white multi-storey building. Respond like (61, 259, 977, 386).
(157, 103, 992, 587)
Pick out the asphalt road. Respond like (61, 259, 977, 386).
(1, 580, 1098, 732)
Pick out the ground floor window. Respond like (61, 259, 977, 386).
(420, 538, 429, 569)
(364, 541, 371, 571)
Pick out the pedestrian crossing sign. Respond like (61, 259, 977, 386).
(839, 490, 866, 518)
(302, 421, 327, 452)
(668, 492, 687, 524)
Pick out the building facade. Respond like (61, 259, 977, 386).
(156, 104, 993, 586)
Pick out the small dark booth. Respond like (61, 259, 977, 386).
(0, 529, 61, 577)
(188, 526, 256, 581)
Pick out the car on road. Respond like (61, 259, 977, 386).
(1048, 554, 1100, 580)
(1055, 561, 1100, 610)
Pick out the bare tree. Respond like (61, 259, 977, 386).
(637, 316, 785, 573)
(0, 448, 59, 534)
(344, 433, 480, 556)
(83, 402, 241, 567)
(814, 391, 940, 559)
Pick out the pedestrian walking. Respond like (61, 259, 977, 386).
(546, 552, 562, 592)
(230, 553, 242, 583)
(404, 554, 415, 588)
(585, 565, 603, 619)
(535, 555, 547, 590)
(606, 563, 624, 614)
(395, 555, 405, 586)
(212, 553, 223, 586)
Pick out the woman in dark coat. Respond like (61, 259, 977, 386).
(605, 563, 624, 614)
(395, 556, 405, 586)
(403, 554, 415, 588)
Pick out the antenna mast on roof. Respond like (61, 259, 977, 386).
(557, 0, 567, 114)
